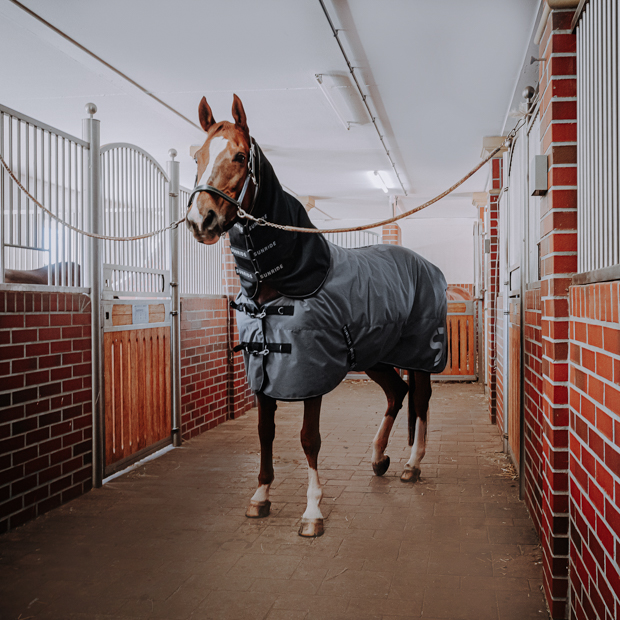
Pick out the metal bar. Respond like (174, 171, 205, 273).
(80, 144, 85, 286)
(0, 113, 4, 283)
(46, 130, 52, 285)
(168, 150, 181, 447)
(16, 119, 21, 248)
(595, 0, 601, 271)
(83, 103, 104, 488)
(609, 0, 617, 266)
(0, 103, 88, 147)
(3, 243, 49, 252)
(33, 126, 38, 251)
(25, 123, 30, 262)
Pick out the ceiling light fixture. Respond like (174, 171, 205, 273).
(315, 74, 350, 131)
(374, 171, 389, 194)
(317, 0, 408, 195)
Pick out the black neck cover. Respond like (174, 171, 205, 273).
(228, 144, 331, 300)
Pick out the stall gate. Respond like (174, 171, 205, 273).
(435, 300, 477, 380)
(99, 143, 172, 475)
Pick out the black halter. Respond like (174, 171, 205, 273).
(186, 137, 260, 227)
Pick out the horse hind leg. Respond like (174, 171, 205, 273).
(299, 396, 324, 537)
(366, 365, 409, 476)
(246, 393, 277, 519)
(401, 370, 432, 483)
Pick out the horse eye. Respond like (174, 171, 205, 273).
(234, 153, 246, 163)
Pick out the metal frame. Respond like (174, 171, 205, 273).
(1, 103, 88, 287)
(577, 0, 620, 274)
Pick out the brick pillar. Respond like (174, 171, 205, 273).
(222, 237, 254, 419)
(537, 7, 577, 619)
(382, 223, 401, 246)
(486, 157, 503, 424)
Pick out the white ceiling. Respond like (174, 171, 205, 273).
(0, 0, 539, 247)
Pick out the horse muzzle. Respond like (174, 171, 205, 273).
(186, 208, 226, 244)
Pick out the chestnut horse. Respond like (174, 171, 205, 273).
(186, 95, 444, 537)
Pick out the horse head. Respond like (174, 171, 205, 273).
(186, 95, 254, 244)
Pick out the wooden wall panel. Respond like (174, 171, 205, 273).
(104, 327, 171, 467)
(441, 313, 476, 376)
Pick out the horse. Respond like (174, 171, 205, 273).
(186, 95, 448, 537)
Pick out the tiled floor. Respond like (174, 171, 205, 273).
(0, 381, 547, 620)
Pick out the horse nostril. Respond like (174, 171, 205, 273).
(202, 210, 216, 232)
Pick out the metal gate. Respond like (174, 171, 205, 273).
(99, 143, 173, 476)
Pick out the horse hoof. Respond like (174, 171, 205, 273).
(372, 455, 390, 476)
(246, 500, 271, 518)
(298, 518, 324, 538)
(400, 466, 421, 483)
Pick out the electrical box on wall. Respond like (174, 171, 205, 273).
(530, 155, 548, 196)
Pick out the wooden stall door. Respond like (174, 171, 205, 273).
(507, 299, 521, 467)
(438, 301, 476, 380)
(103, 303, 171, 473)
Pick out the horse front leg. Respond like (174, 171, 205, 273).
(298, 395, 324, 538)
(366, 365, 409, 476)
(246, 392, 277, 518)
(401, 370, 432, 483)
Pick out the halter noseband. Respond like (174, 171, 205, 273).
(186, 137, 259, 227)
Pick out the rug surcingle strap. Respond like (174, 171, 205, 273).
(233, 342, 292, 355)
(230, 300, 294, 318)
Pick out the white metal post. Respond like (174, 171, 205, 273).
(83, 103, 104, 487)
(168, 149, 182, 447)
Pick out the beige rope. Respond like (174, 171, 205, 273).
(240, 118, 525, 234)
(0, 117, 524, 240)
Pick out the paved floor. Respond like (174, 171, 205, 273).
(0, 381, 547, 620)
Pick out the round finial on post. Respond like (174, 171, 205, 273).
(85, 103, 97, 118)
(522, 86, 535, 101)
(168, 148, 178, 161)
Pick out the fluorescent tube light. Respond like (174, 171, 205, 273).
(315, 74, 350, 131)
(374, 170, 389, 193)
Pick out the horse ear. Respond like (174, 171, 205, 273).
(198, 97, 215, 132)
(231, 94, 248, 132)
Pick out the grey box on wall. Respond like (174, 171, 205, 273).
(530, 155, 548, 196)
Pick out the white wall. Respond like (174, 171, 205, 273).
(400, 218, 475, 284)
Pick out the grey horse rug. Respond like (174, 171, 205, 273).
(234, 242, 448, 400)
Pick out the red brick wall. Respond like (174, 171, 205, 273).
(382, 223, 401, 246)
(179, 238, 255, 439)
(568, 282, 620, 620)
(180, 296, 229, 438)
(222, 237, 255, 418)
(0, 290, 92, 534)
(537, 9, 577, 616)
(524, 287, 544, 539)
(179, 295, 255, 439)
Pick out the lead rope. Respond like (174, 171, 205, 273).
(0, 115, 527, 240)
(238, 115, 527, 234)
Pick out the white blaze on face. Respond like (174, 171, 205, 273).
(187, 136, 229, 226)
